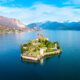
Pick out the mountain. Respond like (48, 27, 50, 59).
(27, 21, 80, 30)
(0, 16, 26, 29)
(27, 22, 43, 28)
(64, 22, 80, 30)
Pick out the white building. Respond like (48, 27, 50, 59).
(40, 48, 44, 56)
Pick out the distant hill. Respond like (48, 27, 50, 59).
(27, 21, 80, 30)
(0, 16, 26, 30)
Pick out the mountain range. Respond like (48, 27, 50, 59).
(27, 21, 80, 30)
(0, 16, 80, 31)
(0, 16, 26, 30)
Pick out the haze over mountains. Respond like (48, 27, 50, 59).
(27, 21, 80, 30)
(0, 16, 26, 29)
(0, 16, 80, 30)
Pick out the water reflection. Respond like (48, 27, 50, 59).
(40, 58, 44, 64)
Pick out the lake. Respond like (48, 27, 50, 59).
(0, 30, 80, 80)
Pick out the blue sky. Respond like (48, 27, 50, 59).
(0, 0, 80, 24)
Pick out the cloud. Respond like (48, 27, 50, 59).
(0, 3, 80, 24)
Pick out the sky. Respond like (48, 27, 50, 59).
(0, 0, 80, 24)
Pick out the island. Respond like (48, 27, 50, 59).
(21, 33, 62, 62)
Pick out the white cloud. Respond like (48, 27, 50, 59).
(0, 3, 80, 24)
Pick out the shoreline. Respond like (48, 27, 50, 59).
(21, 49, 61, 61)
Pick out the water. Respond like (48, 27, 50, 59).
(0, 30, 80, 80)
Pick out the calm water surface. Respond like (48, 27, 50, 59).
(0, 30, 80, 80)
